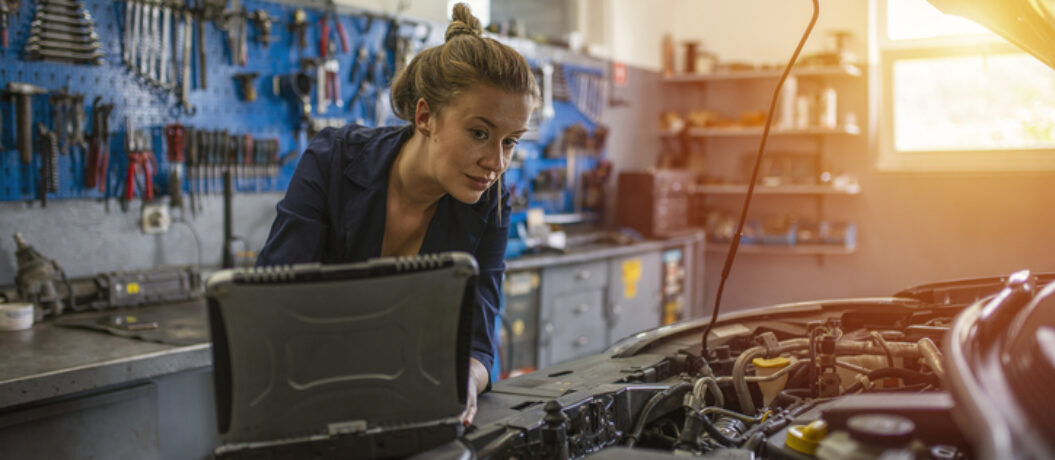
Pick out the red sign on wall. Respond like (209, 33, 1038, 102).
(612, 62, 628, 86)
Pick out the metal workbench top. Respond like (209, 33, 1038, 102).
(505, 232, 704, 271)
(0, 234, 703, 409)
(0, 301, 211, 409)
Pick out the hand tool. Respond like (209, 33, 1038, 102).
(279, 71, 312, 121)
(125, 129, 157, 203)
(247, 9, 275, 46)
(30, 24, 98, 42)
(1, 1, 11, 49)
(148, 0, 160, 82)
(122, 0, 133, 64)
(49, 90, 70, 154)
(331, 8, 348, 54)
(324, 58, 341, 108)
(318, 11, 330, 58)
(348, 43, 369, 85)
(159, 0, 171, 87)
(219, 6, 239, 66)
(289, 8, 306, 50)
(37, 123, 59, 206)
(233, 72, 258, 101)
(85, 97, 113, 192)
(164, 124, 186, 208)
(4, 83, 48, 165)
(129, 0, 141, 68)
(237, 5, 247, 65)
(137, 0, 149, 76)
(31, 19, 93, 35)
(179, 6, 196, 115)
(186, 127, 198, 217)
(70, 94, 87, 153)
(242, 133, 252, 190)
(24, 46, 103, 64)
(195, 0, 206, 88)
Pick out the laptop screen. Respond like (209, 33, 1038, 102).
(206, 252, 477, 444)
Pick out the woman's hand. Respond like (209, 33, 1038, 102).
(461, 357, 490, 426)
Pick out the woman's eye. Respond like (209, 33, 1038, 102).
(471, 129, 488, 140)
(503, 138, 519, 148)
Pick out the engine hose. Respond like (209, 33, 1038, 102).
(733, 339, 924, 415)
(732, 339, 808, 415)
(626, 382, 692, 448)
(844, 367, 941, 393)
(698, 414, 748, 447)
(918, 337, 945, 380)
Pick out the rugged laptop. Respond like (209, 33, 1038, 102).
(205, 252, 477, 459)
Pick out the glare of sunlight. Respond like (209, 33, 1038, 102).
(887, 0, 994, 40)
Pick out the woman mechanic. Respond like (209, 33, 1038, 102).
(255, 4, 537, 425)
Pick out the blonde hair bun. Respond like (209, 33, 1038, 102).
(445, 3, 483, 42)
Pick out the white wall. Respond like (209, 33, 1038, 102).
(335, 0, 450, 22)
(603, 0, 868, 71)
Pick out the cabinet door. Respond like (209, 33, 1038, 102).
(541, 260, 608, 296)
(540, 288, 607, 366)
(607, 252, 662, 344)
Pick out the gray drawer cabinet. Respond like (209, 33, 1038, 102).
(607, 252, 662, 344)
(542, 259, 608, 294)
(501, 233, 705, 372)
(545, 289, 607, 365)
(538, 260, 609, 367)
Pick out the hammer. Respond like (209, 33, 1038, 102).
(4, 82, 48, 164)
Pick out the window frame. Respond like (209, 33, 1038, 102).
(873, 0, 1055, 172)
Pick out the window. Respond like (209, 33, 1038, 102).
(875, 0, 1055, 171)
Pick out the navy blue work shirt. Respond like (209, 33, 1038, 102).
(257, 123, 510, 379)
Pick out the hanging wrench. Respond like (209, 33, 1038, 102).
(129, 0, 141, 70)
(159, 0, 171, 88)
(180, 7, 196, 115)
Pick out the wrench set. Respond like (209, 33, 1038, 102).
(25, 0, 103, 64)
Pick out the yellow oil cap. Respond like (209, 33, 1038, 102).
(752, 356, 791, 369)
(785, 419, 828, 455)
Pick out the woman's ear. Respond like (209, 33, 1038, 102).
(414, 98, 432, 138)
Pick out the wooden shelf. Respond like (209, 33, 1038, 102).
(692, 184, 861, 195)
(661, 125, 861, 138)
(706, 243, 857, 255)
(663, 64, 862, 83)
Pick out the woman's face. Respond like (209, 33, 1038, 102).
(420, 84, 533, 204)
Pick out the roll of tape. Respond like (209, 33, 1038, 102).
(0, 303, 35, 331)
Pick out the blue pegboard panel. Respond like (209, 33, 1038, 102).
(0, 0, 418, 204)
(0, 0, 608, 215)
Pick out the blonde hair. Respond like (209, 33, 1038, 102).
(391, 2, 538, 220)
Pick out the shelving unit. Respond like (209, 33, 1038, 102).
(662, 63, 862, 83)
(661, 125, 861, 137)
(706, 243, 857, 255)
(661, 62, 864, 259)
(691, 184, 860, 195)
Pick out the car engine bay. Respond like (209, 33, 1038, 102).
(447, 272, 1055, 460)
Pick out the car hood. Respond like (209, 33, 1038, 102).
(928, 0, 1055, 69)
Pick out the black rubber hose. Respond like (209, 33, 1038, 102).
(845, 367, 940, 393)
(626, 382, 692, 448)
(701, 0, 821, 359)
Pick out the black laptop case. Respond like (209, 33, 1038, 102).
(206, 252, 477, 458)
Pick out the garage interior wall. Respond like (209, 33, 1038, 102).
(601, 0, 1055, 313)
(2, 0, 1053, 313)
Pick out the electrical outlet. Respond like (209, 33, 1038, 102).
(141, 204, 171, 234)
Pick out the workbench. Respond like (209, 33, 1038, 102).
(0, 301, 215, 460)
(0, 233, 703, 458)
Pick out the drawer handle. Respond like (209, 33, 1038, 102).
(612, 304, 621, 317)
(574, 336, 588, 347)
(573, 304, 588, 314)
(575, 270, 591, 281)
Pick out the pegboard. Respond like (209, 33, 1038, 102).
(0, 0, 610, 218)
